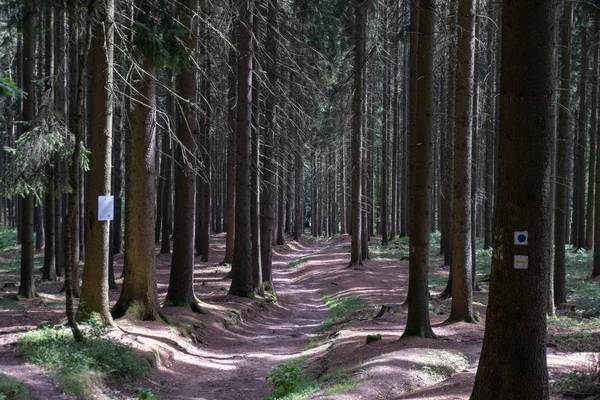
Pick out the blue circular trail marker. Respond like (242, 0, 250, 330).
(517, 234, 527, 243)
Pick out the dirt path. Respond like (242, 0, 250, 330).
(0, 234, 593, 400)
(116, 236, 334, 400)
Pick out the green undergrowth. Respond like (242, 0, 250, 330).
(18, 318, 148, 399)
(264, 357, 318, 400)
(418, 351, 468, 383)
(264, 358, 360, 400)
(554, 353, 600, 399)
(0, 253, 43, 275)
(0, 373, 31, 400)
(563, 246, 600, 318)
(320, 291, 369, 331)
(288, 257, 310, 269)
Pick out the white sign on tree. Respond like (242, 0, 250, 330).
(98, 196, 114, 221)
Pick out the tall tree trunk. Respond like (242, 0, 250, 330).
(77, 0, 114, 324)
(196, 4, 211, 262)
(402, 0, 435, 339)
(19, 0, 37, 299)
(390, 17, 399, 241)
(572, 23, 588, 250)
(554, 0, 572, 307)
(64, 0, 90, 341)
(260, 0, 278, 292)
(229, 0, 254, 298)
(43, 4, 56, 282)
(163, 0, 203, 313)
(592, 9, 600, 276)
(471, 1, 557, 397)
(275, 132, 286, 245)
(159, 74, 174, 255)
(223, 0, 238, 265)
(112, 56, 162, 320)
(448, 0, 475, 323)
(250, 5, 262, 293)
(54, 0, 66, 279)
(586, 16, 597, 251)
(349, 0, 365, 266)
(380, 7, 390, 246)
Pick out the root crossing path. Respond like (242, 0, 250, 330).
(151, 237, 335, 400)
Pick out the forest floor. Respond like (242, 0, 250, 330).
(0, 232, 598, 399)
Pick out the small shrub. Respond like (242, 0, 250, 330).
(264, 358, 317, 400)
(18, 325, 148, 399)
(0, 373, 31, 400)
(321, 292, 369, 330)
(555, 353, 600, 398)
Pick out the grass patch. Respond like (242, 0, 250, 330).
(0, 373, 32, 400)
(264, 359, 361, 400)
(17, 321, 148, 399)
(323, 378, 359, 396)
(563, 246, 600, 318)
(0, 253, 43, 275)
(0, 298, 24, 311)
(428, 273, 448, 290)
(288, 257, 309, 269)
(0, 228, 18, 252)
(264, 358, 318, 400)
(554, 353, 600, 398)
(320, 366, 361, 396)
(321, 292, 369, 331)
(418, 351, 468, 383)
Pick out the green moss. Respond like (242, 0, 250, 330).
(0, 373, 31, 400)
(320, 292, 369, 331)
(18, 325, 148, 399)
(263, 358, 318, 400)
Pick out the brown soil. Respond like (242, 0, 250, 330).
(0, 234, 593, 399)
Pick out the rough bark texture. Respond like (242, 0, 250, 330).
(554, 1, 572, 306)
(163, 0, 203, 313)
(43, 5, 56, 282)
(66, 1, 85, 298)
(160, 74, 174, 255)
(572, 23, 588, 250)
(349, 0, 365, 266)
(78, 0, 114, 324)
(586, 15, 597, 252)
(223, 0, 238, 264)
(18, 0, 36, 299)
(260, 0, 277, 292)
(112, 53, 162, 320)
(229, 0, 254, 298)
(593, 9, 600, 276)
(250, 14, 262, 292)
(471, 1, 558, 398)
(196, 6, 211, 262)
(402, 0, 435, 339)
(448, 0, 475, 323)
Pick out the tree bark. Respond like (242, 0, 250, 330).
(448, 0, 475, 323)
(43, 4, 56, 282)
(554, 0, 573, 306)
(77, 0, 114, 324)
(163, 0, 203, 313)
(223, 0, 238, 265)
(471, 1, 558, 397)
(18, 0, 37, 299)
(402, 0, 435, 339)
(260, 0, 278, 292)
(229, 0, 254, 298)
(349, 0, 365, 266)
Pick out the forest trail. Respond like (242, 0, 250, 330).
(0, 235, 592, 400)
(119, 235, 336, 400)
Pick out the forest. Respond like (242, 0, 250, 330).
(0, 0, 599, 399)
